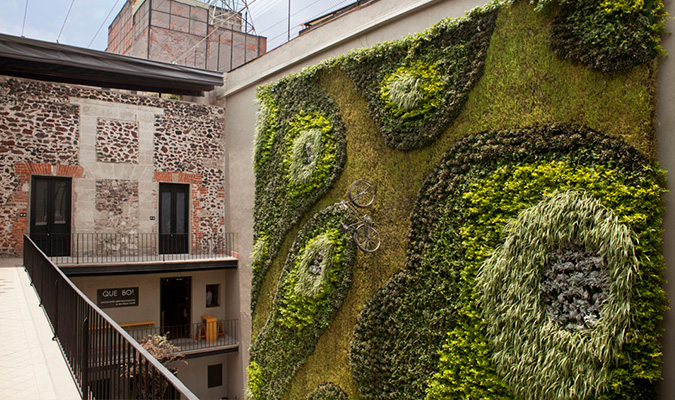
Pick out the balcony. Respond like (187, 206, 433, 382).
(30, 232, 238, 275)
(125, 319, 239, 357)
(22, 235, 199, 399)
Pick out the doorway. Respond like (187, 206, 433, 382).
(160, 277, 191, 339)
(30, 176, 71, 256)
(158, 183, 189, 254)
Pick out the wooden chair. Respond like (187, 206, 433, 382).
(196, 323, 207, 341)
(217, 322, 225, 339)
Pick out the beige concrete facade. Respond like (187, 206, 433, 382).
(70, 269, 237, 326)
(655, 0, 675, 396)
(172, 353, 238, 400)
(70, 98, 162, 235)
(70, 268, 239, 399)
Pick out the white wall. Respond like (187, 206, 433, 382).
(655, 0, 675, 396)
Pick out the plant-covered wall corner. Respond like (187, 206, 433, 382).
(248, 204, 356, 400)
(250, 0, 668, 398)
(352, 126, 666, 400)
(548, 0, 667, 72)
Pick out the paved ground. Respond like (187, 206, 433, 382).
(0, 258, 80, 400)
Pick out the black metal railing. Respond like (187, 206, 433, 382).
(126, 320, 239, 353)
(29, 232, 237, 265)
(23, 235, 199, 400)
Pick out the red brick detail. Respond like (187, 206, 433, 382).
(8, 162, 83, 255)
(154, 170, 207, 242)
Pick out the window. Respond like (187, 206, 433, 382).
(207, 364, 222, 388)
(206, 284, 219, 307)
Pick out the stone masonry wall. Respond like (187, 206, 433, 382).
(95, 179, 140, 232)
(96, 118, 140, 164)
(0, 76, 226, 257)
(0, 79, 80, 255)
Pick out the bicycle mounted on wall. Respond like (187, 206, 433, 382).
(339, 179, 381, 253)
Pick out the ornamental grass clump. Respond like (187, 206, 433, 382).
(289, 129, 323, 186)
(380, 63, 444, 120)
(477, 191, 638, 400)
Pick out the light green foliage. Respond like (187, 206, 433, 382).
(478, 191, 637, 399)
(380, 62, 445, 119)
(283, 112, 338, 199)
(251, 237, 268, 274)
(279, 229, 345, 330)
(247, 361, 263, 400)
(253, 92, 280, 172)
(289, 129, 323, 186)
(426, 159, 665, 399)
(425, 321, 512, 400)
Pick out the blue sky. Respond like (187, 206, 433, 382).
(0, 0, 354, 51)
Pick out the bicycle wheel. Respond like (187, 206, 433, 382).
(349, 179, 375, 208)
(354, 223, 380, 253)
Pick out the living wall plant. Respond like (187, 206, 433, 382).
(252, 73, 348, 310)
(251, 0, 667, 398)
(249, 204, 356, 400)
(351, 126, 666, 400)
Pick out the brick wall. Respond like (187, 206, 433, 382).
(0, 76, 226, 257)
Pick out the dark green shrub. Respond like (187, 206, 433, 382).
(306, 383, 349, 400)
(549, 0, 666, 72)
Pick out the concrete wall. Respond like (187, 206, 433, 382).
(70, 269, 235, 325)
(655, 0, 675, 396)
(220, 0, 675, 396)
(171, 353, 238, 400)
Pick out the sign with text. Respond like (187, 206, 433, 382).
(97, 287, 139, 308)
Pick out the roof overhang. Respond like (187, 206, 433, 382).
(0, 33, 223, 96)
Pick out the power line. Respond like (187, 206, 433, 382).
(21, 0, 29, 37)
(262, 0, 352, 48)
(171, 0, 259, 64)
(88, 0, 121, 48)
(57, 0, 77, 43)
